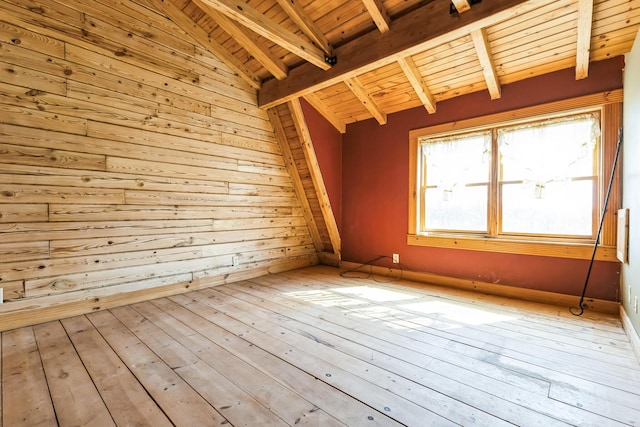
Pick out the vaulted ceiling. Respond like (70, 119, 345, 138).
(153, 0, 640, 132)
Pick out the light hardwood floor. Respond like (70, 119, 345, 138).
(2, 265, 639, 426)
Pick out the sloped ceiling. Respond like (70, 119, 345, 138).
(152, 0, 640, 131)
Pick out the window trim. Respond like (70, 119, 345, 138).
(408, 90, 623, 262)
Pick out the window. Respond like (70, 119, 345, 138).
(419, 113, 599, 239)
(408, 92, 622, 261)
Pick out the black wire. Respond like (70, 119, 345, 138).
(340, 255, 404, 283)
(571, 128, 623, 316)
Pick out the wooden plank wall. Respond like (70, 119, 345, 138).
(0, 0, 318, 330)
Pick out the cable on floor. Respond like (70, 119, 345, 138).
(340, 255, 405, 283)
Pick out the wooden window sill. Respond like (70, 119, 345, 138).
(407, 234, 618, 262)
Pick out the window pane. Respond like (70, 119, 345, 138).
(421, 131, 491, 233)
(498, 113, 598, 238)
(423, 133, 491, 185)
(498, 114, 598, 182)
(501, 180, 594, 236)
(425, 185, 488, 231)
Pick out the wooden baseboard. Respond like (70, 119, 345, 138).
(620, 305, 640, 364)
(339, 261, 620, 315)
(0, 255, 318, 332)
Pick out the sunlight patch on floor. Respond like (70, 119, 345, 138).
(284, 285, 514, 331)
(329, 286, 419, 302)
(283, 289, 366, 307)
(399, 300, 515, 326)
(344, 305, 461, 331)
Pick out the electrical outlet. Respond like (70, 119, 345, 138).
(392, 253, 399, 263)
(0, 287, 3, 304)
(635, 296, 638, 314)
(232, 255, 239, 266)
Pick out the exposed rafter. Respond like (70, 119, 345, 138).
(289, 98, 342, 259)
(151, 0, 638, 131)
(361, 0, 391, 33)
(471, 27, 501, 99)
(576, 0, 594, 79)
(196, 0, 332, 70)
(193, 0, 288, 79)
(397, 57, 436, 113)
(267, 107, 324, 253)
(274, 0, 333, 55)
(345, 77, 387, 125)
(303, 93, 347, 133)
(258, 0, 533, 108)
(150, 0, 260, 89)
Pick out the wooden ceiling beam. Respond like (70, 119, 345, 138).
(196, 0, 332, 70)
(258, 0, 533, 108)
(397, 57, 436, 113)
(303, 93, 347, 133)
(193, 0, 288, 79)
(345, 77, 387, 125)
(149, 0, 261, 89)
(274, 0, 333, 56)
(576, 0, 594, 79)
(361, 0, 391, 33)
(471, 27, 501, 99)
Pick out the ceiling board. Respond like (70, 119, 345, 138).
(165, 0, 640, 126)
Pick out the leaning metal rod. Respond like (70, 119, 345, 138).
(571, 128, 623, 316)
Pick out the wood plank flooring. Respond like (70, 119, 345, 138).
(1, 265, 639, 426)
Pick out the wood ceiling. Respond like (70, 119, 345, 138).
(156, 0, 640, 132)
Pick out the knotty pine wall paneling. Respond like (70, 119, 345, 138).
(0, 0, 317, 330)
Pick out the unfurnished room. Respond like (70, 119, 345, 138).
(1, 0, 640, 425)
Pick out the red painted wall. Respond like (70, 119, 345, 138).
(300, 99, 343, 233)
(339, 57, 625, 301)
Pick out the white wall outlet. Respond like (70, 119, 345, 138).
(0, 287, 3, 304)
(635, 296, 638, 314)
(232, 255, 239, 266)
(392, 253, 399, 263)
